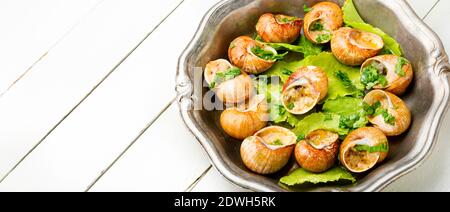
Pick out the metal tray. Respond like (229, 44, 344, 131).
(176, 0, 450, 192)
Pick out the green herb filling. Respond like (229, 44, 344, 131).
(251, 45, 287, 61)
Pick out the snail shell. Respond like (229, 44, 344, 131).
(204, 59, 254, 104)
(281, 66, 328, 114)
(303, 2, 343, 44)
(285, 66, 328, 101)
(240, 126, 297, 174)
(294, 130, 339, 173)
(331, 27, 384, 66)
(220, 95, 269, 140)
(364, 90, 411, 136)
(256, 13, 302, 44)
(340, 127, 389, 173)
(361, 55, 414, 95)
(228, 36, 277, 74)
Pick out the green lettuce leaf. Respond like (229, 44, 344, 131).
(262, 35, 323, 58)
(292, 112, 348, 137)
(280, 167, 356, 186)
(342, 0, 403, 56)
(265, 52, 363, 101)
(266, 83, 286, 123)
(298, 52, 364, 101)
(342, 0, 365, 23)
(323, 96, 364, 116)
(264, 61, 303, 83)
(323, 97, 369, 130)
(265, 83, 303, 126)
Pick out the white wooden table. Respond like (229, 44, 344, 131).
(0, 0, 448, 192)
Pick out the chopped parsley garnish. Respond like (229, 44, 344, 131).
(364, 101, 396, 125)
(251, 45, 287, 61)
(271, 139, 284, 146)
(276, 104, 287, 116)
(281, 68, 293, 76)
(361, 63, 388, 90)
(209, 67, 241, 89)
(303, 5, 313, 13)
(315, 33, 331, 43)
(310, 21, 324, 31)
(395, 57, 409, 77)
(339, 114, 361, 130)
(376, 108, 396, 125)
(363, 101, 381, 116)
(269, 104, 287, 122)
(354, 143, 389, 153)
(277, 16, 298, 23)
(335, 71, 354, 88)
(254, 35, 263, 42)
(335, 70, 363, 97)
(297, 134, 305, 142)
(287, 102, 295, 110)
(208, 82, 216, 89)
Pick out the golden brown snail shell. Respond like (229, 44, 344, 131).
(340, 127, 389, 173)
(220, 95, 269, 140)
(285, 66, 328, 101)
(364, 90, 411, 136)
(331, 27, 384, 66)
(361, 55, 414, 95)
(240, 126, 297, 174)
(204, 59, 254, 104)
(256, 13, 302, 44)
(303, 2, 343, 44)
(228, 36, 277, 74)
(294, 130, 339, 173)
(281, 66, 328, 114)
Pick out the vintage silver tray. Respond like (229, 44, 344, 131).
(176, 0, 450, 192)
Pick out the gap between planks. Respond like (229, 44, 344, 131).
(0, 0, 185, 184)
(85, 97, 177, 191)
(422, 0, 441, 20)
(185, 165, 212, 192)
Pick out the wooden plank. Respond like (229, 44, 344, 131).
(385, 113, 450, 191)
(0, 0, 218, 191)
(423, 0, 450, 51)
(405, 0, 439, 19)
(0, 0, 102, 94)
(89, 104, 211, 192)
(0, 0, 182, 188)
(384, 0, 450, 192)
(190, 168, 251, 192)
(89, 0, 221, 191)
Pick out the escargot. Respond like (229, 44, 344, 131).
(204, 59, 254, 104)
(281, 66, 328, 115)
(303, 2, 343, 44)
(256, 13, 302, 44)
(363, 90, 411, 136)
(220, 95, 269, 140)
(240, 126, 297, 174)
(228, 36, 282, 74)
(331, 27, 384, 66)
(295, 130, 339, 173)
(361, 55, 414, 95)
(340, 127, 389, 173)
